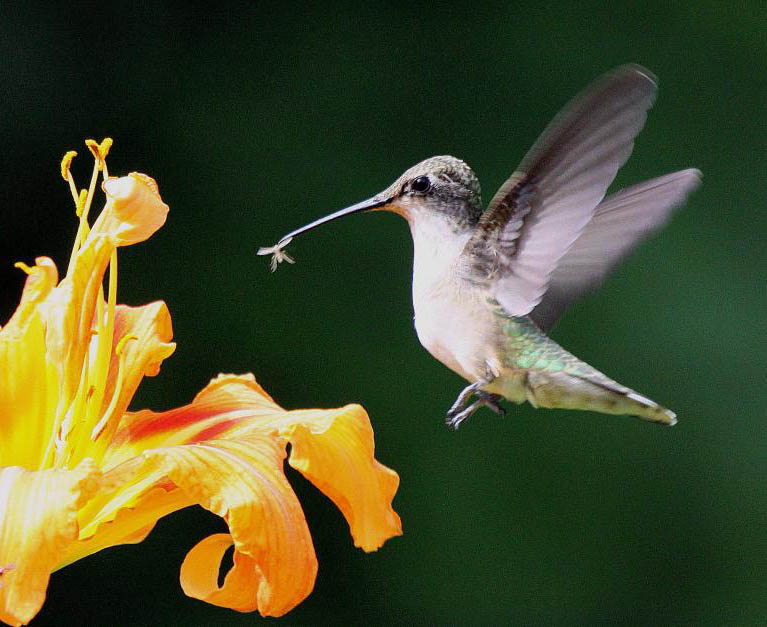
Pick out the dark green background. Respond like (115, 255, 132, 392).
(1, 2, 765, 624)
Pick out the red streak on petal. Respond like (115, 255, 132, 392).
(188, 418, 243, 444)
(123, 405, 224, 443)
(156, 477, 176, 491)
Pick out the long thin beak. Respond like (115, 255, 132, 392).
(275, 195, 390, 245)
(257, 194, 392, 270)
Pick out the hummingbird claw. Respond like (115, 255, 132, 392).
(445, 401, 481, 430)
(445, 381, 504, 430)
(447, 380, 485, 417)
(257, 237, 294, 272)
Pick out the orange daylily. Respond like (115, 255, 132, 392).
(0, 141, 401, 626)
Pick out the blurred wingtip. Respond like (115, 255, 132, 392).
(674, 168, 703, 192)
(610, 63, 658, 88)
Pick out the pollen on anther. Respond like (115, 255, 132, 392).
(99, 137, 113, 157)
(60, 151, 77, 181)
(85, 137, 113, 170)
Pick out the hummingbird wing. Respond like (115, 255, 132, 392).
(460, 65, 657, 316)
(528, 169, 701, 331)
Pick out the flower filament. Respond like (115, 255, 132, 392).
(35, 139, 133, 469)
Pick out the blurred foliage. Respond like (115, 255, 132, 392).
(1, 1, 765, 624)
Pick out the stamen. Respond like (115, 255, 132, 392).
(13, 261, 38, 275)
(52, 344, 92, 466)
(85, 137, 113, 171)
(90, 334, 137, 441)
(60, 151, 77, 181)
(60, 149, 82, 209)
(75, 189, 88, 217)
(115, 334, 138, 355)
(67, 143, 103, 273)
(85, 251, 118, 433)
(99, 137, 113, 158)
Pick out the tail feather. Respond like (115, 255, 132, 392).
(502, 315, 676, 424)
(524, 367, 677, 425)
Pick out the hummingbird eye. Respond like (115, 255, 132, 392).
(410, 175, 431, 193)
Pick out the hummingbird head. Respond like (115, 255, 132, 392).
(380, 155, 483, 228)
(267, 155, 483, 248)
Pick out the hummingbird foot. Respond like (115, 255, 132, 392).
(476, 391, 505, 416)
(446, 380, 486, 418)
(445, 381, 504, 430)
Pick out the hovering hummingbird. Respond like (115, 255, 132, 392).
(258, 65, 700, 430)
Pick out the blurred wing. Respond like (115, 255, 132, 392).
(460, 65, 657, 316)
(529, 168, 701, 331)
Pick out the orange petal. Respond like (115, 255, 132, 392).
(105, 374, 280, 464)
(43, 234, 115, 404)
(280, 406, 402, 552)
(180, 534, 261, 612)
(60, 483, 192, 569)
(138, 437, 317, 616)
(107, 374, 401, 552)
(91, 173, 168, 246)
(110, 302, 175, 394)
(0, 461, 101, 626)
(88, 303, 176, 451)
(153, 374, 402, 550)
(0, 312, 58, 468)
(0, 259, 62, 468)
(3, 257, 58, 332)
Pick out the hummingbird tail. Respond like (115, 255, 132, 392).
(524, 369, 677, 426)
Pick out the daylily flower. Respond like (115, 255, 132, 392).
(0, 140, 401, 626)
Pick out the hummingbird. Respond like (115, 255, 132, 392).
(258, 65, 700, 430)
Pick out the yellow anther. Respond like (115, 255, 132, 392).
(60, 151, 77, 181)
(14, 261, 37, 275)
(76, 189, 88, 217)
(115, 334, 138, 356)
(85, 138, 113, 171)
(85, 139, 100, 158)
(99, 137, 113, 158)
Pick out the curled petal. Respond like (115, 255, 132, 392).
(90, 303, 176, 450)
(180, 534, 261, 612)
(111, 302, 175, 387)
(0, 461, 101, 626)
(92, 173, 169, 246)
(162, 375, 402, 550)
(141, 437, 317, 616)
(3, 257, 58, 332)
(282, 406, 402, 551)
